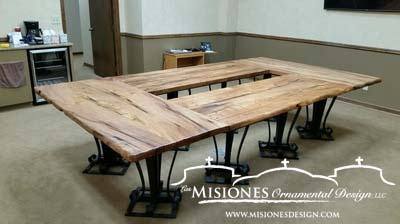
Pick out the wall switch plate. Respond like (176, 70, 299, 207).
(362, 86, 369, 91)
(51, 16, 61, 25)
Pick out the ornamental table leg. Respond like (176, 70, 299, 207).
(296, 97, 337, 141)
(205, 128, 250, 185)
(125, 154, 182, 218)
(82, 137, 130, 175)
(259, 108, 301, 160)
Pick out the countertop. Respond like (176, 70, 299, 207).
(0, 43, 73, 52)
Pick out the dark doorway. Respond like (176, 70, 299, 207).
(88, 0, 122, 77)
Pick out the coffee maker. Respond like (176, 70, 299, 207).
(24, 21, 43, 44)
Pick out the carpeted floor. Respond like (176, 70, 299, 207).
(0, 63, 400, 224)
(1, 74, 399, 223)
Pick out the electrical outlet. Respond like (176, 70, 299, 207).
(362, 86, 369, 91)
(51, 16, 61, 25)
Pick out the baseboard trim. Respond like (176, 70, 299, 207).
(338, 97, 400, 116)
(3, 32, 400, 55)
(237, 32, 400, 56)
(83, 62, 94, 68)
(121, 32, 236, 40)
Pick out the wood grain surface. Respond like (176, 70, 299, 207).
(246, 57, 382, 89)
(172, 75, 350, 130)
(35, 57, 382, 163)
(114, 57, 380, 96)
(111, 60, 269, 95)
(35, 79, 227, 162)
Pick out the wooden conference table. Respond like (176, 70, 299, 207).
(35, 57, 381, 218)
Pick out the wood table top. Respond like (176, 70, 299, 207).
(111, 59, 269, 95)
(35, 57, 381, 162)
(172, 75, 351, 130)
(35, 79, 226, 162)
(112, 57, 380, 96)
(245, 57, 381, 89)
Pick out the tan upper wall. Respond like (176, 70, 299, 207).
(237, 0, 400, 51)
(0, 0, 63, 36)
(119, 0, 238, 35)
(119, 0, 400, 51)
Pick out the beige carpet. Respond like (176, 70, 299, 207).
(1, 84, 399, 224)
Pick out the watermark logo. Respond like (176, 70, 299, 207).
(172, 156, 395, 204)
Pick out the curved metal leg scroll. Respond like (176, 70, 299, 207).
(305, 105, 310, 127)
(212, 136, 219, 165)
(136, 162, 146, 194)
(236, 126, 249, 166)
(286, 108, 302, 150)
(259, 109, 301, 160)
(322, 96, 337, 137)
(167, 150, 179, 196)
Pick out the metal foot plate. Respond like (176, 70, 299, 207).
(258, 141, 299, 160)
(205, 162, 250, 185)
(296, 124, 334, 141)
(125, 187, 182, 218)
(82, 154, 131, 175)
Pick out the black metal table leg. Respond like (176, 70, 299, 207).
(125, 154, 182, 218)
(167, 91, 179, 100)
(83, 138, 130, 175)
(205, 129, 250, 185)
(263, 73, 272, 79)
(259, 109, 301, 160)
(296, 97, 337, 141)
(221, 82, 227, 88)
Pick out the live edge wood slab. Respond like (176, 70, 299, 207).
(171, 75, 351, 130)
(35, 79, 226, 162)
(110, 59, 270, 95)
(245, 57, 381, 89)
(35, 57, 381, 162)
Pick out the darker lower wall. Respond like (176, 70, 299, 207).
(234, 35, 400, 111)
(121, 35, 145, 74)
(121, 34, 236, 73)
(120, 32, 400, 111)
